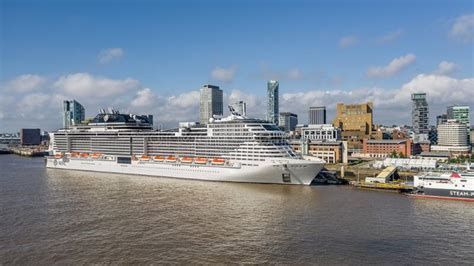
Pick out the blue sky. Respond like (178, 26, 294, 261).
(1, 0, 473, 131)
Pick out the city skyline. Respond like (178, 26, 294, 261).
(1, 1, 473, 131)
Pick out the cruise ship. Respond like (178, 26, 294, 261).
(411, 171, 474, 201)
(46, 108, 325, 185)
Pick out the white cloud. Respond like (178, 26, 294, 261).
(227, 89, 258, 107)
(376, 29, 403, 44)
(54, 73, 140, 98)
(339, 35, 358, 48)
(211, 66, 237, 83)
(131, 88, 155, 107)
(287, 68, 303, 80)
(367, 53, 416, 78)
(2, 71, 473, 132)
(450, 14, 474, 42)
(155, 91, 201, 125)
(131, 90, 201, 126)
(98, 48, 124, 64)
(434, 61, 458, 76)
(16, 93, 52, 113)
(167, 91, 200, 109)
(2, 74, 46, 93)
(396, 74, 474, 105)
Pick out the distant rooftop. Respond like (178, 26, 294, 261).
(366, 139, 409, 144)
(419, 152, 450, 157)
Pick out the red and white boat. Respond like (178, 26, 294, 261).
(410, 171, 474, 201)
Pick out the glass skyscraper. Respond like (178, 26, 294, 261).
(266, 80, 279, 125)
(447, 105, 470, 126)
(447, 105, 470, 143)
(199, 84, 223, 124)
(63, 100, 85, 128)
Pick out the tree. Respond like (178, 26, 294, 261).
(399, 152, 405, 158)
(390, 151, 398, 158)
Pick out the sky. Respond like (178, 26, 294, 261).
(0, 0, 473, 132)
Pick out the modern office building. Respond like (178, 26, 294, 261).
(332, 102, 382, 150)
(447, 105, 470, 125)
(199, 84, 223, 124)
(447, 105, 470, 143)
(308, 106, 326, 124)
(229, 101, 246, 116)
(20, 128, 41, 145)
(279, 112, 298, 132)
(411, 93, 429, 135)
(436, 120, 468, 146)
(431, 119, 470, 157)
(266, 80, 279, 125)
(63, 100, 85, 129)
(299, 124, 340, 142)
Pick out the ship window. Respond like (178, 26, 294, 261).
(117, 157, 131, 164)
(262, 125, 280, 131)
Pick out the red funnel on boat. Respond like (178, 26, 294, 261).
(450, 172, 461, 178)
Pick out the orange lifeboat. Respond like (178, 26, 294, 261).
(211, 158, 226, 165)
(180, 157, 193, 163)
(165, 156, 177, 162)
(195, 158, 208, 164)
(70, 152, 80, 158)
(53, 152, 63, 159)
(153, 155, 165, 162)
(91, 153, 102, 159)
(80, 153, 89, 158)
(140, 155, 151, 161)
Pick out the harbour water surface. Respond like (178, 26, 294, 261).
(1, 155, 473, 264)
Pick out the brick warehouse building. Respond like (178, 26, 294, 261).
(362, 139, 412, 158)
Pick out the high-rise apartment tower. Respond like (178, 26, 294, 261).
(266, 80, 279, 125)
(411, 93, 429, 135)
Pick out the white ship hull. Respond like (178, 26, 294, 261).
(46, 157, 324, 185)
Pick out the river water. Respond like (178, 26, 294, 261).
(1, 155, 473, 264)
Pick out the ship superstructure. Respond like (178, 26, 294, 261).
(46, 108, 324, 185)
(412, 171, 474, 201)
